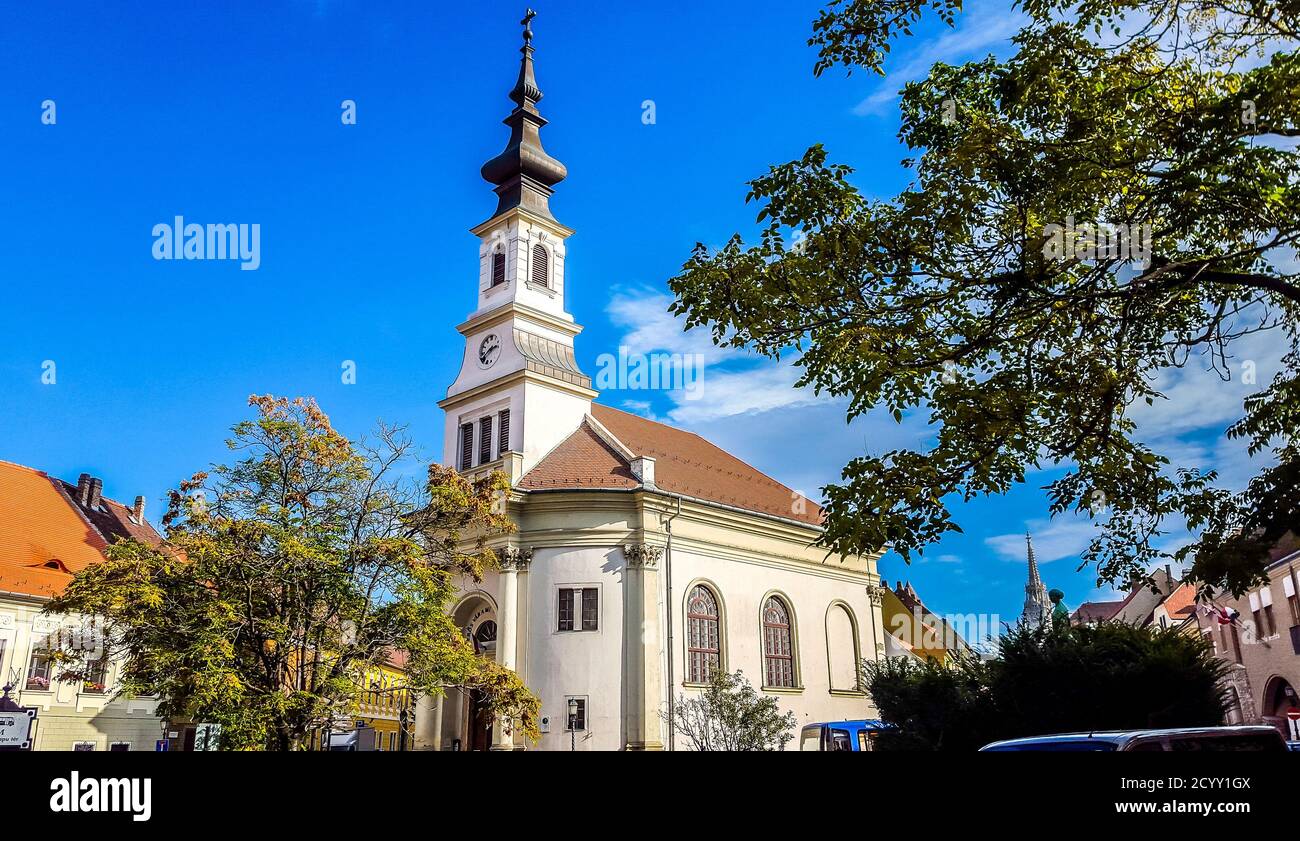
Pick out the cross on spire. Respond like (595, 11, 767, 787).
(521, 8, 536, 43)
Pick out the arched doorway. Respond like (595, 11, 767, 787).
(449, 593, 498, 751)
(1261, 676, 1299, 739)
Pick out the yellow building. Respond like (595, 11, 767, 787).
(310, 654, 414, 751)
(880, 581, 973, 664)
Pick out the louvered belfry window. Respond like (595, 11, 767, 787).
(479, 417, 492, 464)
(497, 409, 510, 457)
(491, 250, 506, 287)
(531, 244, 548, 287)
(459, 423, 473, 470)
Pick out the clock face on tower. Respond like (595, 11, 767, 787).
(478, 334, 501, 369)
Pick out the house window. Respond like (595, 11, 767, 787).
(686, 585, 721, 683)
(762, 596, 796, 688)
(389, 731, 396, 751)
(564, 697, 587, 731)
(26, 647, 53, 691)
(531, 244, 549, 287)
(109, 742, 130, 752)
(479, 417, 493, 465)
(497, 410, 510, 458)
(1261, 586, 1277, 636)
(459, 423, 474, 470)
(73, 742, 95, 751)
(491, 250, 506, 287)
(557, 587, 598, 632)
(82, 657, 108, 694)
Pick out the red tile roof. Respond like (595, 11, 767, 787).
(518, 405, 823, 526)
(0, 460, 162, 599)
(1071, 600, 1124, 624)
(1159, 581, 1198, 619)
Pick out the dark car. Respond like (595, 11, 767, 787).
(979, 726, 1287, 752)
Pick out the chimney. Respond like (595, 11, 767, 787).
(132, 495, 146, 523)
(76, 473, 93, 507)
(87, 477, 103, 510)
(630, 455, 656, 488)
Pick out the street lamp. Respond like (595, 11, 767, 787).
(567, 698, 578, 752)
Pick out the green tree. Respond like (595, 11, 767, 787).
(669, 0, 1300, 595)
(45, 395, 538, 750)
(863, 621, 1230, 750)
(861, 653, 1000, 750)
(669, 669, 798, 750)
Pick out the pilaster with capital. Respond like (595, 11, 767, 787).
(491, 545, 532, 750)
(623, 543, 665, 750)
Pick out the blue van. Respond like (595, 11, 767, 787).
(799, 720, 889, 751)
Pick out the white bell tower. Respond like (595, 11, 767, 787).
(439, 13, 595, 479)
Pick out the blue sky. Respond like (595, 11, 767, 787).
(0, 0, 1282, 632)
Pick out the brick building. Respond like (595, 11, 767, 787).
(1193, 536, 1300, 737)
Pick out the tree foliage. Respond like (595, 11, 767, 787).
(45, 395, 539, 750)
(669, 669, 798, 751)
(669, 0, 1300, 595)
(863, 620, 1230, 750)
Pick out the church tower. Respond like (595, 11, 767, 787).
(439, 10, 596, 477)
(1019, 532, 1052, 628)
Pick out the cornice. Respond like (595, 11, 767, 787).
(455, 300, 583, 339)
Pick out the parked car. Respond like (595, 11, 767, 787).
(799, 720, 889, 751)
(979, 726, 1287, 752)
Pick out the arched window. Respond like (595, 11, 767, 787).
(826, 603, 861, 692)
(473, 620, 497, 656)
(531, 244, 549, 287)
(686, 585, 721, 683)
(491, 250, 506, 287)
(762, 596, 795, 688)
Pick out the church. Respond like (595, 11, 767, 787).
(416, 14, 885, 751)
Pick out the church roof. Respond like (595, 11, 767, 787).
(517, 404, 824, 527)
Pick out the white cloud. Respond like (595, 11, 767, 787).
(986, 517, 1100, 565)
(853, 2, 1026, 116)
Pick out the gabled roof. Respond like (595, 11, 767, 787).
(0, 460, 163, 599)
(517, 404, 823, 526)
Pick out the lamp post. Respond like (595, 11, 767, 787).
(567, 698, 578, 752)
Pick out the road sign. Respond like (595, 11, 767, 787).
(0, 708, 38, 750)
(155, 739, 169, 752)
(1286, 708, 1300, 721)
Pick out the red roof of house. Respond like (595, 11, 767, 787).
(1071, 600, 1124, 624)
(518, 404, 823, 526)
(1159, 581, 1198, 619)
(0, 460, 162, 599)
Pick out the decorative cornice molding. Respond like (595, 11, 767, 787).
(624, 543, 663, 569)
(496, 546, 534, 571)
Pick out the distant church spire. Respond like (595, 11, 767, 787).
(480, 8, 569, 221)
(1020, 531, 1052, 628)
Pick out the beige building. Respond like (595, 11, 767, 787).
(1193, 537, 1300, 737)
(0, 461, 163, 750)
(413, 18, 884, 751)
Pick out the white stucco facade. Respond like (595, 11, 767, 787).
(418, 29, 884, 750)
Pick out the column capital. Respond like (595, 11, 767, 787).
(866, 584, 887, 606)
(624, 543, 663, 569)
(496, 546, 534, 571)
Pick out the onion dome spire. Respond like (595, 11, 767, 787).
(480, 9, 568, 221)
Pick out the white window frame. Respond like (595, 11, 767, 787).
(563, 695, 589, 732)
(554, 584, 601, 634)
